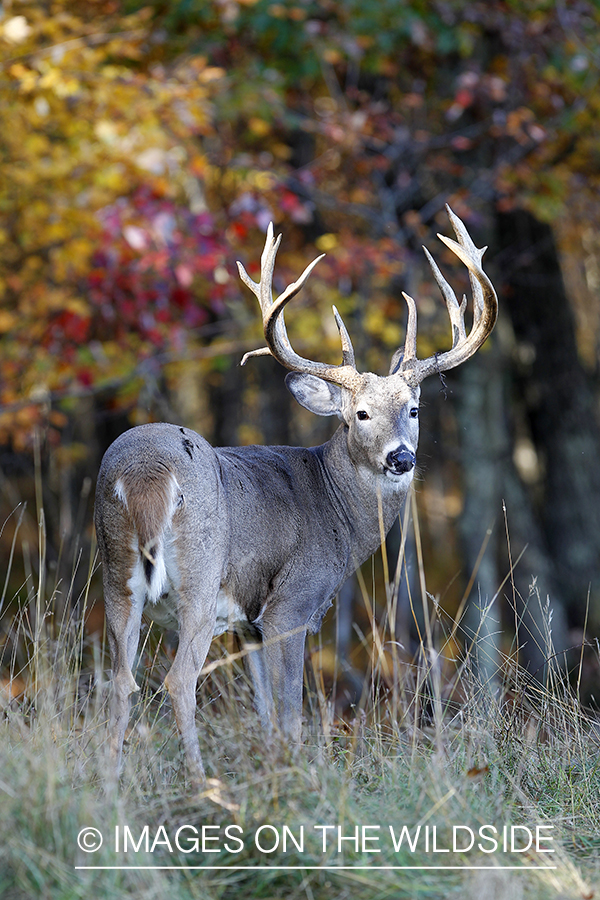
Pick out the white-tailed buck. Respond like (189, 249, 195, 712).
(95, 206, 497, 783)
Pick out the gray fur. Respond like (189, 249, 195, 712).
(95, 374, 420, 783)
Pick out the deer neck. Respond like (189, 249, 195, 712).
(317, 425, 410, 568)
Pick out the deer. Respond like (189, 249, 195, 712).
(94, 206, 497, 784)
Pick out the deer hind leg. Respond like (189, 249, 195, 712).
(163, 586, 219, 786)
(105, 576, 144, 777)
(164, 620, 213, 785)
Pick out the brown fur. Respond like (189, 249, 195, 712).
(118, 461, 179, 552)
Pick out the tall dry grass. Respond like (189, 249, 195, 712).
(0, 492, 598, 900)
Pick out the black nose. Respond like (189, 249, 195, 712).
(386, 447, 416, 474)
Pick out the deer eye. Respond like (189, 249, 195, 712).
(410, 407, 419, 419)
(356, 410, 370, 421)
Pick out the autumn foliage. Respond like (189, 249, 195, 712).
(1, 0, 598, 450)
(2, 1, 600, 648)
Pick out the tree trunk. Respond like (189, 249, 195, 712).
(497, 210, 600, 635)
(456, 347, 504, 685)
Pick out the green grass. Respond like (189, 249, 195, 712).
(0, 510, 598, 900)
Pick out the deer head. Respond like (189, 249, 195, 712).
(237, 206, 498, 484)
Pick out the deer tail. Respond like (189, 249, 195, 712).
(114, 464, 182, 603)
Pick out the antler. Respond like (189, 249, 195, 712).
(395, 205, 498, 387)
(237, 223, 361, 389)
(238, 209, 497, 391)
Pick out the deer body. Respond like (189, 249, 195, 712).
(96, 208, 497, 783)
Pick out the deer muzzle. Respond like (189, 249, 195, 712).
(385, 447, 416, 476)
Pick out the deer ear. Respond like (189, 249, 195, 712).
(285, 373, 344, 419)
(388, 348, 404, 375)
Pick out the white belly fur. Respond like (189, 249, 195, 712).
(144, 585, 247, 638)
(212, 588, 247, 637)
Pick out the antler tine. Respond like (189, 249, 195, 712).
(403, 291, 418, 360)
(237, 222, 281, 313)
(238, 225, 361, 389)
(388, 290, 418, 375)
(442, 206, 486, 329)
(422, 246, 467, 349)
(397, 205, 498, 387)
(332, 306, 356, 367)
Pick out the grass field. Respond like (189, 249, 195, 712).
(0, 508, 598, 900)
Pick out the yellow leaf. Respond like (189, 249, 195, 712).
(65, 297, 90, 316)
(249, 117, 271, 137)
(316, 234, 338, 252)
(95, 120, 119, 143)
(0, 311, 17, 333)
(198, 67, 225, 83)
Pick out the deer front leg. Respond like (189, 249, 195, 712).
(260, 619, 307, 743)
(242, 630, 276, 729)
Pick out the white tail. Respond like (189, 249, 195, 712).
(95, 206, 497, 784)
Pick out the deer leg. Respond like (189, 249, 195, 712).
(243, 635, 275, 729)
(260, 621, 307, 744)
(238, 623, 275, 728)
(164, 609, 214, 785)
(105, 585, 144, 776)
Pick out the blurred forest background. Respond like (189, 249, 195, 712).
(1, 0, 600, 701)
